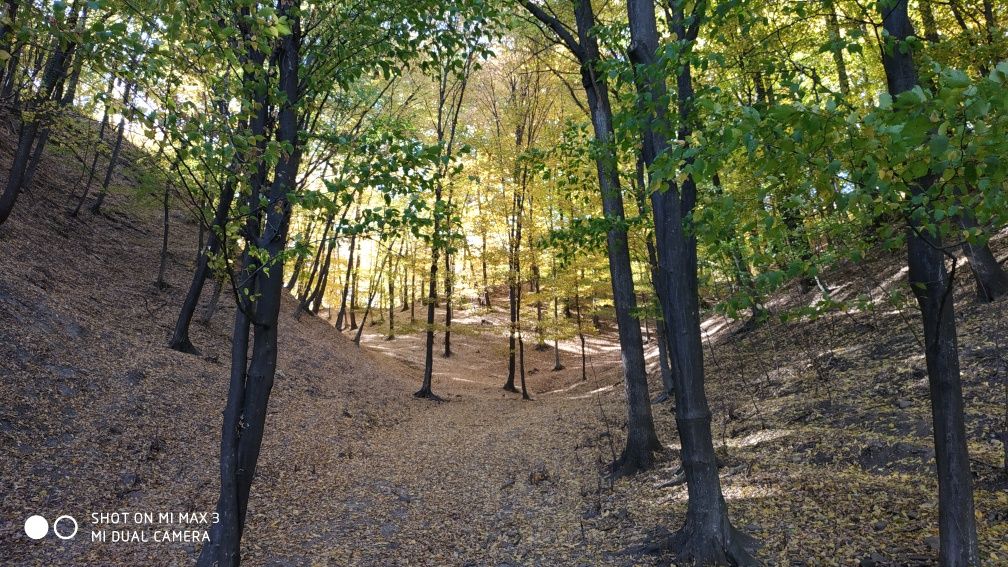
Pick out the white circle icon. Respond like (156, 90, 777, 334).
(24, 515, 48, 540)
(53, 515, 78, 540)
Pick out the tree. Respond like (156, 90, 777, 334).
(520, 0, 660, 476)
(876, 1, 978, 563)
(415, 6, 488, 400)
(626, 0, 757, 561)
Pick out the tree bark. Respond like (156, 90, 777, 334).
(957, 214, 1008, 302)
(878, 3, 979, 565)
(521, 0, 659, 475)
(199, 4, 300, 562)
(627, 0, 756, 561)
(0, 10, 81, 226)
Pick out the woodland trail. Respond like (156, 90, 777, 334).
(2, 155, 1007, 565)
(314, 306, 653, 566)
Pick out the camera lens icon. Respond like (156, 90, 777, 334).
(24, 514, 78, 540)
(24, 515, 48, 540)
(54, 515, 79, 539)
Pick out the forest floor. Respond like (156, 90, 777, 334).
(1, 116, 1007, 566)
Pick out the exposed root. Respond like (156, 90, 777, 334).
(168, 338, 200, 355)
(413, 389, 446, 402)
(665, 517, 760, 566)
(611, 444, 657, 479)
(655, 467, 686, 489)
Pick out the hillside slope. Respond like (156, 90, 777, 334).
(0, 122, 427, 565)
(1, 117, 1007, 566)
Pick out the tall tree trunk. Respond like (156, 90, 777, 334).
(199, 6, 300, 563)
(296, 212, 335, 313)
(157, 182, 171, 288)
(0, 10, 81, 226)
(522, 0, 660, 474)
(879, 4, 979, 565)
(200, 278, 224, 324)
(417, 182, 444, 400)
(350, 248, 360, 329)
(285, 214, 316, 290)
(919, 0, 940, 43)
(576, 0, 659, 475)
(444, 247, 453, 357)
(824, 0, 850, 94)
(89, 77, 136, 215)
(627, 0, 756, 561)
(72, 76, 114, 207)
(575, 281, 586, 382)
(335, 230, 357, 329)
(168, 178, 239, 354)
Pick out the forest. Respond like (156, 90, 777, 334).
(0, 0, 1007, 565)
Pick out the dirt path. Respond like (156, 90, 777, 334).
(305, 304, 661, 566)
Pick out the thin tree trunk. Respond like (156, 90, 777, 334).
(521, 0, 659, 474)
(285, 215, 316, 290)
(417, 184, 443, 399)
(335, 229, 357, 329)
(200, 278, 223, 324)
(157, 182, 171, 288)
(958, 214, 1008, 302)
(444, 246, 453, 356)
(168, 177, 238, 354)
(575, 282, 586, 382)
(879, 4, 979, 564)
(0, 13, 81, 226)
(89, 78, 135, 215)
(199, 11, 299, 563)
(824, 0, 850, 94)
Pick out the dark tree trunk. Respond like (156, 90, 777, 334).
(157, 183, 171, 288)
(505, 217, 520, 392)
(627, 0, 756, 562)
(296, 213, 335, 315)
(200, 278, 223, 324)
(653, 317, 675, 402)
(444, 248, 453, 357)
(89, 77, 135, 215)
(878, 3, 979, 565)
(387, 272, 395, 339)
(350, 251, 360, 329)
(410, 248, 417, 322)
(0, 0, 19, 90)
(521, 0, 659, 475)
(417, 184, 443, 400)
(920, 0, 940, 42)
(354, 244, 393, 345)
(72, 78, 114, 210)
(23, 60, 82, 193)
(518, 328, 530, 400)
(285, 215, 316, 290)
(482, 232, 491, 308)
(575, 286, 586, 382)
(306, 235, 336, 315)
(199, 6, 300, 563)
(0, 15, 80, 226)
(957, 214, 1008, 302)
(824, 0, 850, 95)
(168, 177, 238, 354)
(575, 0, 658, 474)
(335, 230, 357, 329)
